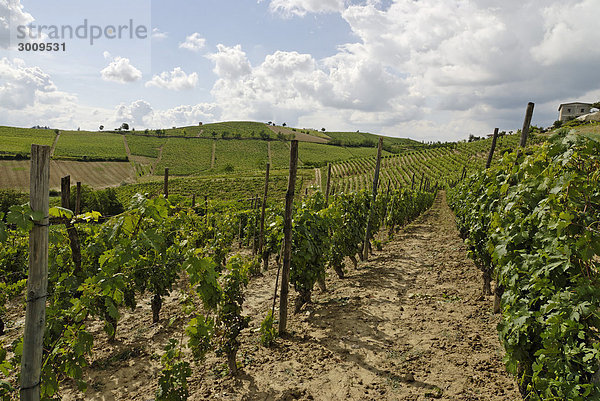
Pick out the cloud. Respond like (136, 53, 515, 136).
(266, 0, 345, 17)
(206, 44, 252, 79)
(151, 28, 168, 39)
(179, 32, 206, 52)
(0, 0, 35, 49)
(145, 67, 198, 90)
(114, 100, 218, 128)
(531, 0, 600, 66)
(0, 57, 62, 109)
(100, 56, 142, 83)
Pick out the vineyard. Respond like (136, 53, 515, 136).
(0, 148, 436, 399)
(2, 116, 600, 400)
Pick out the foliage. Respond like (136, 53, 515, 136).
(155, 339, 192, 401)
(449, 132, 600, 399)
(259, 311, 277, 347)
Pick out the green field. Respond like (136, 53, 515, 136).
(53, 131, 127, 161)
(214, 140, 269, 171)
(155, 138, 213, 175)
(0, 126, 57, 156)
(163, 121, 274, 140)
(125, 135, 167, 158)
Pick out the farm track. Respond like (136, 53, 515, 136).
(50, 132, 60, 157)
(193, 191, 521, 400)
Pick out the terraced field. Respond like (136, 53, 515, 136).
(0, 126, 57, 156)
(0, 160, 135, 191)
(53, 131, 128, 161)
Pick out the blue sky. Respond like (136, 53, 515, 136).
(1, 0, 599, 141)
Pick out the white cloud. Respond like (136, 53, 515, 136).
(101, 56, 142, 83)
(179, 32, 206, 52)
(0, 0, 35, 49)
(531, 0, 600, 66)
(267, 0, 345, 17)
(151, 28, 168, 39)
(0, 57, 61, 109)
(145, 67, 198, 90)
(115, 100, 218, 128)
(206, 44, 252, 79)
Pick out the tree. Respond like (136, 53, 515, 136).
(99, 125, 104, 131)
(121, 123, 129, 131)
(282, 123, 287, 127)
(592, 101, 600, 110)
(321, 128, 326, 132)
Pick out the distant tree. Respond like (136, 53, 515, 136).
(99, 125, 104, 131)
(321, 128, 326, 132)
(592, 101, 600, 110)
(121, 123, 129, 131)
(145, 129, 149, 134)
(77, 127, 80, 131)
(234, 132, 242, 139)
(211, 131, 217, 138)
(282, 122, 287, 127)
(54, 129, 59, 135)
(221, 131, 230, 139)
(267, 121, 272, 126)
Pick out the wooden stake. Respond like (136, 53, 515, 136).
(363, 137, 383, 261)
(419, 172, 424, 191)
(61, 175, 70, 210)
(515, 102, 535, 163)
(279, 140, 298, 335)
(192, 194, 195, 207)
(325, 163, 332, 205)
(163, 167, 169, 198)
(258, 163, 270, 266)
(486, 128, 499, 169)
(21, 145, 50, 401)
(75, 182, 81, 215)
(61, 176, 81, 274)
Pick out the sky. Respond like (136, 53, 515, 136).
(0, 0, 599, 142)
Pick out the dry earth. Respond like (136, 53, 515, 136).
(3, 191, 520, 400)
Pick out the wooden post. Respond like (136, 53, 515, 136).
(163, 168, 169, 198)
(515, 102, 535, 163)
(204, 196, 208, 223)
(75, 182, 81, 215)
(486, 128, 499, 169)
(61, 176, 82, 274)
(325, 163, 332, 205)
(419, 172, 424, 191)
(61, 175, 70, 210)
(192, 194, 195, 207)
(461, 166, 466, 180)
(279, 140, 298, 335)
(258, 163, 270, 266)
(21, 144, 50, 401)
(363, 137, 383, 261)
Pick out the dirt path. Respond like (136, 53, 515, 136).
(123, 135, 132, 159)
(50, 131, 60, 157)
(151, 142, 165, 175)
(56, 191, 519, 400)
(196, 191, 520, 400)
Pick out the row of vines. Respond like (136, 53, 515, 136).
(449, 131, 600, 400)
(0, 176, 435, 399)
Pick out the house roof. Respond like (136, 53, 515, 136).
(558, 102, 593, 111)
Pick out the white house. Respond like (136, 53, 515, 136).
(558, 102, 594, 121)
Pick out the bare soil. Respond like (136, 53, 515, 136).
(0, 160, 136, 191)
(3, 191, 520, 400)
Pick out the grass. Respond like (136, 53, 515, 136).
(155, 138, 213, 175)
(163, 121, 273, 140)
(214, 140, 268, 172)
(0, 126, 57, 156)
(53, 131, 127, 161)
(125, 135, 167, 158)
